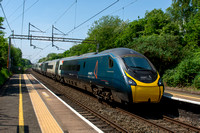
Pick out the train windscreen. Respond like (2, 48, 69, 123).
(122, 55, 156, 72)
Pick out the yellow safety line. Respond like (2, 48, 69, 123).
(165, 90, 200, 100)
(19, 74, 24, 133)
(24, 74, 63, 133)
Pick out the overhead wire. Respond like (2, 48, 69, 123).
(2, 0, 11, 8)
(53, 0, 77, 25)
(8, 0, 28, 19)
(29, 23, 45, 33)
(67, 0, 119, 35)
(110, 0, 138, 16)
(31, 43, 51, 61)
(10, 0, 39, 25)
(21, 0, 26, 49)
(74, 0, 77, 29)
(0, 3, 13, 32)
(44, 0, 77, 33)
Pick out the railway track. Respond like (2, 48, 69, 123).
(163, 115, 200, 132)
(61, 90, 128, 132)
(29, 69, 200, 132)
(117, 107, 200, 133)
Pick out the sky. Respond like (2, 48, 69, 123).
(0, 0, 172, 63)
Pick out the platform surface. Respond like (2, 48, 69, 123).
(164, 89, 200, 105)
(0, 74, 101, 133)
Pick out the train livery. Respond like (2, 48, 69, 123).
(32, 48, 164, 104)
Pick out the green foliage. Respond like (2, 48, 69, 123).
(193, 74, 200, 89)
(166, 0, 199, 30)
(63, 43, 94, 57)
(114, 19, 145, 47)
(163, 49, 200, 87)
(184, 11, 200, 48)
(0, 36, 8, 70)
(88, 15, 123, 51)
(38, 53, 63, 62)
(0, 16, 26, 74)
(0, 17, 4, 35)
(22, 58, 32, 69)
(144, 9, 171, 35)
(0, 17, 8, 70)
(11, 46, 22, 67)
(0, 68, 11, 86)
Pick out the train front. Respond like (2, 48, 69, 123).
(121, 51, 164, 103)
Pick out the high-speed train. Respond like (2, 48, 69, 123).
(32, 48, 164, 104)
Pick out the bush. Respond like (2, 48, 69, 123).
(0, 68, 11, 86)
(193, 74, 200, 89)
(163, 52, 200, 87)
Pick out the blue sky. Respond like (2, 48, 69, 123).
(0, 0, 172, 63)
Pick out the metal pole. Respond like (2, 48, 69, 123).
(52, 25, 54, 47)
(28, 22, 30, 40)
(7, 37, 11, 72)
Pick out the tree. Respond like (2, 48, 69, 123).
(21, 58, 32, 68)
(87, 15, 123, 51)
(144, 9, 172, 35)
(184, 11, 200, 48)
(166, 0, 200, 31)
(114, 19, 145, 47)
(0, 17, 8, 70)
(11, 46, 22, 67)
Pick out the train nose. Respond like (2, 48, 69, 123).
(131, 86, 163, 103)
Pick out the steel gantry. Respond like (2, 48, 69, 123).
(7, 33, 96, 72)
(10, 34, 96, 44)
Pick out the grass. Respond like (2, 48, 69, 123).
(0, 68, 11, 86)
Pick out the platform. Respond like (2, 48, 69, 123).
(0, 74, 102, 133)
(164, 89, 200, 105)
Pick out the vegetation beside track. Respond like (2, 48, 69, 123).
(0, 68, 11, 86)
(0, 18, 32, 85)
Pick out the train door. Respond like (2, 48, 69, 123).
(107, 56, 114, 87)
(55, 60, 60, 75)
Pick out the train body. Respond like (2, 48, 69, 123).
(32, 48, 164, 104)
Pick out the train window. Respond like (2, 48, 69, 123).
(47, 65, 53, 69)
(109, 57, 114, 68)
(60, 64, 80, 71)
(77, 65, 80, 71)
(83, 62, 86, 68)
(122, 56, 154, 71)
(60, 65, 63, 70)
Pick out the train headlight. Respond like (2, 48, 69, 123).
(127, 77, 137, 86)
(158, 78, 163, 86)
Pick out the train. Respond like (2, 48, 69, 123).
(32, 48, 164, 104)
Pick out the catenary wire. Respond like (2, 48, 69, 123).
(110, 0, 138, 15)
(74, 0, 77, 29)
(67, 0, 119, 35)
(8, 0, 28, 19)
(21, 0, 26, 49)
(0, 3, 13, 32)
(0, 2, 18, 47)
(44, 0, 77, 33)
(53, 0, 77, 25)
(10, 0, 39, 25)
